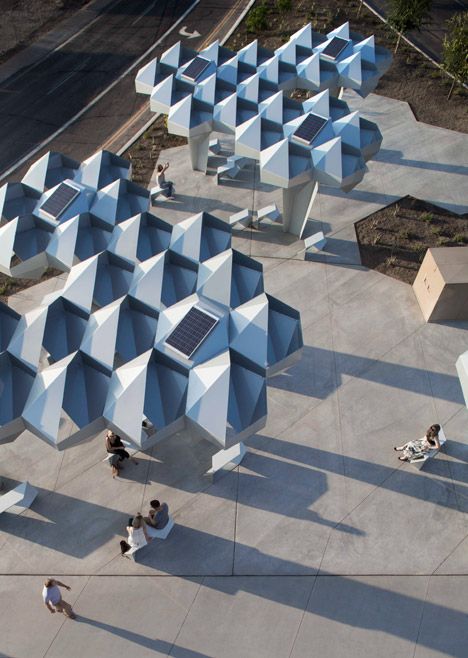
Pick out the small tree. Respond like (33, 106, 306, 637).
(388, 0, 432, 53)
(442, 12, 468, 99)
(246, 4, 269, 33)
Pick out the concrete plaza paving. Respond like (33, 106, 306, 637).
(0, 92, 467, 657)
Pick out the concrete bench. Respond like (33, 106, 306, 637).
(410, 427, 447, 469)
(216, 164, 239, 185)
(256, 204, 281, 225)
(123, 516, 175, 560)
(0, 481, 38, 514)
(228, 209, 252, 228)
(150, 185, 165, 204)
(304, 231, 327, 251)
(206, 442, 246, 483)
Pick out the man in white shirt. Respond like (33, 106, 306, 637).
(42, 578, 76, 619)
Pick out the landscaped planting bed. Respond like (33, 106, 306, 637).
(355, 197, 468, 284)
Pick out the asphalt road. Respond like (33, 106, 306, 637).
(366, 0, 468, 61)
(0, 0, 250, 180)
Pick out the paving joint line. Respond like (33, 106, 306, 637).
(231, 465, 241, 576)
(287, 573, 318, 658)
(431, 530, 468, 576)
(411, 575, 431, 658)
(2, 572, 467, 577)
(167, 576, 205, 656)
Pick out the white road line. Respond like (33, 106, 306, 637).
(0, 0, 200, 182)
(131, 0, 157, 26)
(46, 71, 77, 95)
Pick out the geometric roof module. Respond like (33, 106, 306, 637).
(0, 150, 153, 282)
(0, 150, 303, 452)
(135, 22, 391, 237)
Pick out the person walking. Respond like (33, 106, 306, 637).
(42, 578, 76, 619)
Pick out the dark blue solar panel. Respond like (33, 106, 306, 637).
(166, 306, 218, 357)
(293, 113, 327, 145)
(40, 182, 80, 219)
(321, 36, 349, 60)
(181, 56, 211, 82)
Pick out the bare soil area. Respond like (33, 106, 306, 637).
(0, 0, 90, 65)
(126, 116, 186, 188)
(355, 197, 468, 284)
(0, 269, 62, 303)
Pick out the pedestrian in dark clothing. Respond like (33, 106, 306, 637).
(105, 430, 137, 477)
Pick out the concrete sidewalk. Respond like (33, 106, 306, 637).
(0, 90, 467, 657)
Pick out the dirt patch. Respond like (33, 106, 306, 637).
(355, 197, 468, 284)
(0, 0, 90, 66)
(124, 116, 186, 189)
(0, 269, 62, 304)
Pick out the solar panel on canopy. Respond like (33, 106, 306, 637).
(293, 113, 327, 145)
(181, 56, 211, 82)
(321, 36, 349, 60)
(165, 306, 218, 358)
(40, 182, 80, 219)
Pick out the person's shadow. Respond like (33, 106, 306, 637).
(76, 616, 214, 657)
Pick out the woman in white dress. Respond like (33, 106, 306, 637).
(126, 513, 151, 548)
(394, 424, 441, 461)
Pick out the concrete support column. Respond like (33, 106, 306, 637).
(282, 180, 318, 238)
(329, 86, 344, 98)
(189, 132, 211, 173)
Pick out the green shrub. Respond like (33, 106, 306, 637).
(420, 211, 434, 223)
(277, 0, 292, 13)
(246, 4, 269, 32)
(442, 12, 468, 99)
(388, 0, 432, 53)
(453, 233, 468, 244)
(398, 228, 409, 240)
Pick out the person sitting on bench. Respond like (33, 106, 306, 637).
(157, 162, 175, 199)
(394, 424, 441, 462)
(105, 430, 137, 477)
(145, 499, 169, 530)
(126, 513, 151, 549)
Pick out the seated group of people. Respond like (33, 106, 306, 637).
(394, 424, 441, 461)
(120, 500, 169, 555)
